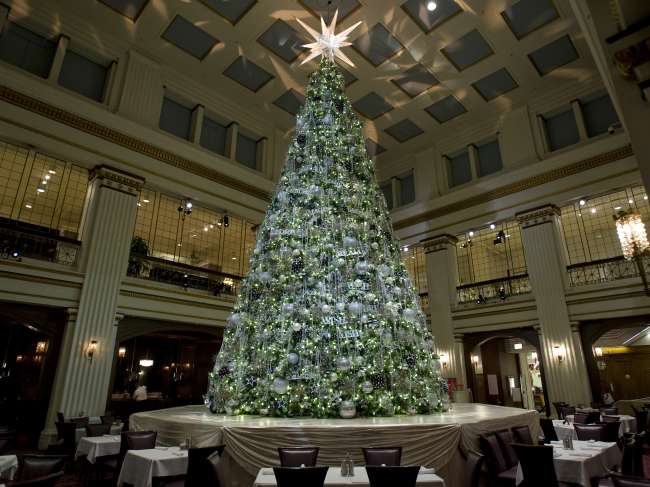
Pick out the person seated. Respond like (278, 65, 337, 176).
(133, 385, 148, 402)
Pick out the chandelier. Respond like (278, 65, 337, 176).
(615, 210, 650, 295)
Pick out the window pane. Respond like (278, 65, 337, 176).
(544, 109, 579, 151)
(476, 140, 503, 177)
(159, 97, 192, 140)
(582, 94, 619, 138)
(200, 117, 227, 156)
(0, 22, 55, 78)
(399, 173, 415, 206)
(448, 150, 472, 187)
(235, 133, 258, 170)
(381, 182, 393, 210)
(58, 50, 107, 101)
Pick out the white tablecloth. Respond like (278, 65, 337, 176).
(555, 415, 636, 440)
(75, 435, 121, 463)
(75, 423, 123, 443)
(118, 447, 188, 487)
(0, 455, 17, 480)
(253, 466, 445, 487)
(516, 441, 621, 487)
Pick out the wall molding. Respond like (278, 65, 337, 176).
(0, 84, 271, 201)
(395, 144, 634, 232)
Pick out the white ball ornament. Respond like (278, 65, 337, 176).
(336, 257, 346, 267)
(272, 378, 289, 394)
(292, 248, 301, 256)
(403, 308, 418, 321)
(354, 279, 364, 288)
(329, 372, 338, 382)
(360, 314, 369, 324)
(348, 302, 363, 315)
(339, 400, 356, 419)
(355, 261, 369, 274)
(343, 236, 357, 248)
(282, 303, 294, 314)
(336, 302, 346, 312)
(371, 242, 379, 250)
(336, 356, 351, 371)
(321, 304, 332, 314)
(292, 322, 303, 332)
(287, 353, 299, 365)
(361, 381, 374, 394)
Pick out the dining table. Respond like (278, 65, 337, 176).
(515, 440, 621, 487)
(252, 466, 445, 487)
(75, 422, 124, 444)
(117, 446, 188, 487)
(557, 414, 637, 439)
(0, 455, 17, 481)
(75, 434, 121, 464)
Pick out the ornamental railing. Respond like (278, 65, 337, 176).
(567, 255, 650, 287)
(127, 254, 241, 297)
(456, 274, 532, 305)
(0, 217, 80, 266)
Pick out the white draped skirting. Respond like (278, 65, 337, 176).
(131, 403, 539, 487)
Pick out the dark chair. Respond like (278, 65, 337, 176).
(574, 411, 599, 424)
(100, 415, 114, 425)
(277, 447, 319, 467)
(8, 472, 63, 487)
(553, 402, 569, 420)
(56, 412, 65, 423)
(155, 445, 226, 487)
(0, 427, 15, 451)
(85, 423, 111, 437)
(601, 407, 618, 416)
(464, 451, 484, 487)
(634, 410, 648, 434)
(479, 433, 516, 486)
(272, 466, 329, 487)
(362, 447, 402, 466)
(540, 418, 558, 443)
(512, 426, 534, 445)
(70, 416, 89, 427)
(599, 421, 621, 442)
(602, 415, 620, 423)
(365, 465, 420, 487)
(495, 429, 518, 468)
(17, 455, 66, 482)
(511, 443, 561, 487)
(562, 406, 576, 418)
(574, 424, 606, 441)
(621, 438, 637, 476)
(52, 421, 76, 455)
(611, 472, 650, 486)
(104, 431, 158, 481)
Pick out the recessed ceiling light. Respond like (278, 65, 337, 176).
(427, 1, 437, 11)
(143, 199, 150, 203)
(209, 224, 214, 229)
(137, 202, 142, 207)
(204, 227, 209, 232)
(231, 257, 237, 260)
(629, 199, 634, 204)
(36, 188, 45, 193)
(590, 208, 597, 214)
(615, 206, 622, 210)
(644, 196, 648, 200)
(48, 170, 56, 174)
(490, 224, 496, 230)
(579, 199, 586, 206)
(468, 231, 474, 237)
(177, 243, 182, 247)
(25, 203, 32, 209)
(44, 175, 51, 180)
(42, 180, 47, 185)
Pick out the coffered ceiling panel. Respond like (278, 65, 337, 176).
(300, 0, 361, 22)
(401, 0, 462, 33)
(366, 138, 386, 157)
(385, 119, 424, 143)
(528, 35, 579, 76)
(223, 56, 274, 92)
(441, 29, 493, 71)
(257, 19, 306, 63)
(424, 95, 467, 123)
(472, 68, 518, 101)
(161, 16, 219, 60)
(199, 0, 257, 24)
(97, 0, 148, 21)
(352, 23, 403, 67)
(353, 92, 394, 120)
(274, 89, 305, 116)
(501, 0, 559, 39)
(392, 64, 439, 98)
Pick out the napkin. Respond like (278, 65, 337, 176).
(419, 467, 436, 474)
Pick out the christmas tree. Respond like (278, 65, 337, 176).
(206, 15, 445, 419)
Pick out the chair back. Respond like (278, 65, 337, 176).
(55, 422, 77, 453)
(18, 455, 66, 482)
(599, 421, 621, 442)
(574, 424, 605, 441)
(635, 410, 648, 434)
(70, 416, 89, 427)
(100, 415, 114, 425)
(611, 473, 650, 487)
(512, 426, 533, 445)
(272, 466, 329, 487)
(552, 402, 568, 419)
(602, 415, 620, 423)
(365, 465, 420, 487)
(56, 412, 65, 423)
(277, 447, 319, 467)
(573, 411, 599, 424)
(601, 407, 618, 415)
(119, 431, 157, 473)
(85, 423, 111, 437)
(479, 433, 508, 483)
(362, 447, 402, 466)
(511, 443, 559, 487)
(621, 439, 636, 476)
(186, 445, 225, 487)
(562, 406, 576, 418)
(11, 472, 63, 487)
(539, 418, 558, 442)
(464, 451, 484, 487)
(495, 430, 518, 468)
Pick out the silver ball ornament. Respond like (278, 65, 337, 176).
(361, 381, 373, 394)
(287, 353, 299, 365)
(292, 322, 303, 332)
(336, 356, 351, 371)
(272, 378, 289, 394)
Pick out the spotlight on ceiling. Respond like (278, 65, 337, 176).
(427, 1, 437, 11)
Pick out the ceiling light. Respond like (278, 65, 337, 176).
(629, 199, 634, 204)
(42, 180, 47, 185)
(514, 343, 523, 350)
(44, 175, 51, 180)
(427, 1, 437, 11)
(139, 359, 154, 367)
(402, 246, 409, 252)
(490, 224, 496, 230)
(579, 200, 586, 206)
(204, 227, 209, 232)
(231, 257, 237, 260)
(36, 187, 45, 193)
(590, 208, 597, 214)
(143, 199, 150, 203)
(48, 170, 56, 174)
(645, 196, 648, 200)
(209, 224, 214, 229)
(615, 206, 622, 210)
(468, 231, 474, 237)
(137, 202, 142, 207)
(25, 204, 32, 209)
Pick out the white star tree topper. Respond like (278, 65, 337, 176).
(296, 10, 362, 67)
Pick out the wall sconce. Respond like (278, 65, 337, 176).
(594, 347, 603, 358)
(440, 353, 449, 369)
(553, 345, 566, 363)
(86, 340, 98, 360)
(471, 354, 480, 367)
(139, 359, 154, 367)
(35, 341, 48, 354)
(514, 342, 523, 351)
(16, 355, 23, 363)
(118, 347, 126, 358)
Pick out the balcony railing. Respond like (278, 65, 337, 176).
(127, 254, 242, 297)
(567, 255, 650, 287)
(0, 218, 80, 266)
(456, 274, 532, 305)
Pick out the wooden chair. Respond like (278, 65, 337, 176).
(277, 447, 319, 467)
(540, 418, 558, 443)
(272, 466, 328, 487)
(464, 451, 484, 487)
(365, 465, 420, 487)
(84, 423, 111, 437)
(15, 455, 66, 482)
(512, 426, 534, 445)
(495, 430, 518, 468)
(362, 447, 402, 466)
(479, 433, 516, 486)
(574, 424, 605, 441)
(511, 443, 573, 487)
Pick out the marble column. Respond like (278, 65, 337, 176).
(422, 235, 466, 382)
(516, 206, 592, 408)
(40, 166, 143, 445)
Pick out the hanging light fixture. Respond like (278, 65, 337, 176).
(615, 210, 650, 295)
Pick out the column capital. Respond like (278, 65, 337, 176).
(570, 322, 581, 333)
(453, 333, 464, 342)
(90, 165, 145, 195)
(114, 313, 125, 326)
(65, 308, 79, 323)
(516, 204, 560, 229)
(422, 234, 457, 254)
(532, 323, 543, 335)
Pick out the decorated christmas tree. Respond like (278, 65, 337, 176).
(206, 13, 445, 418)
